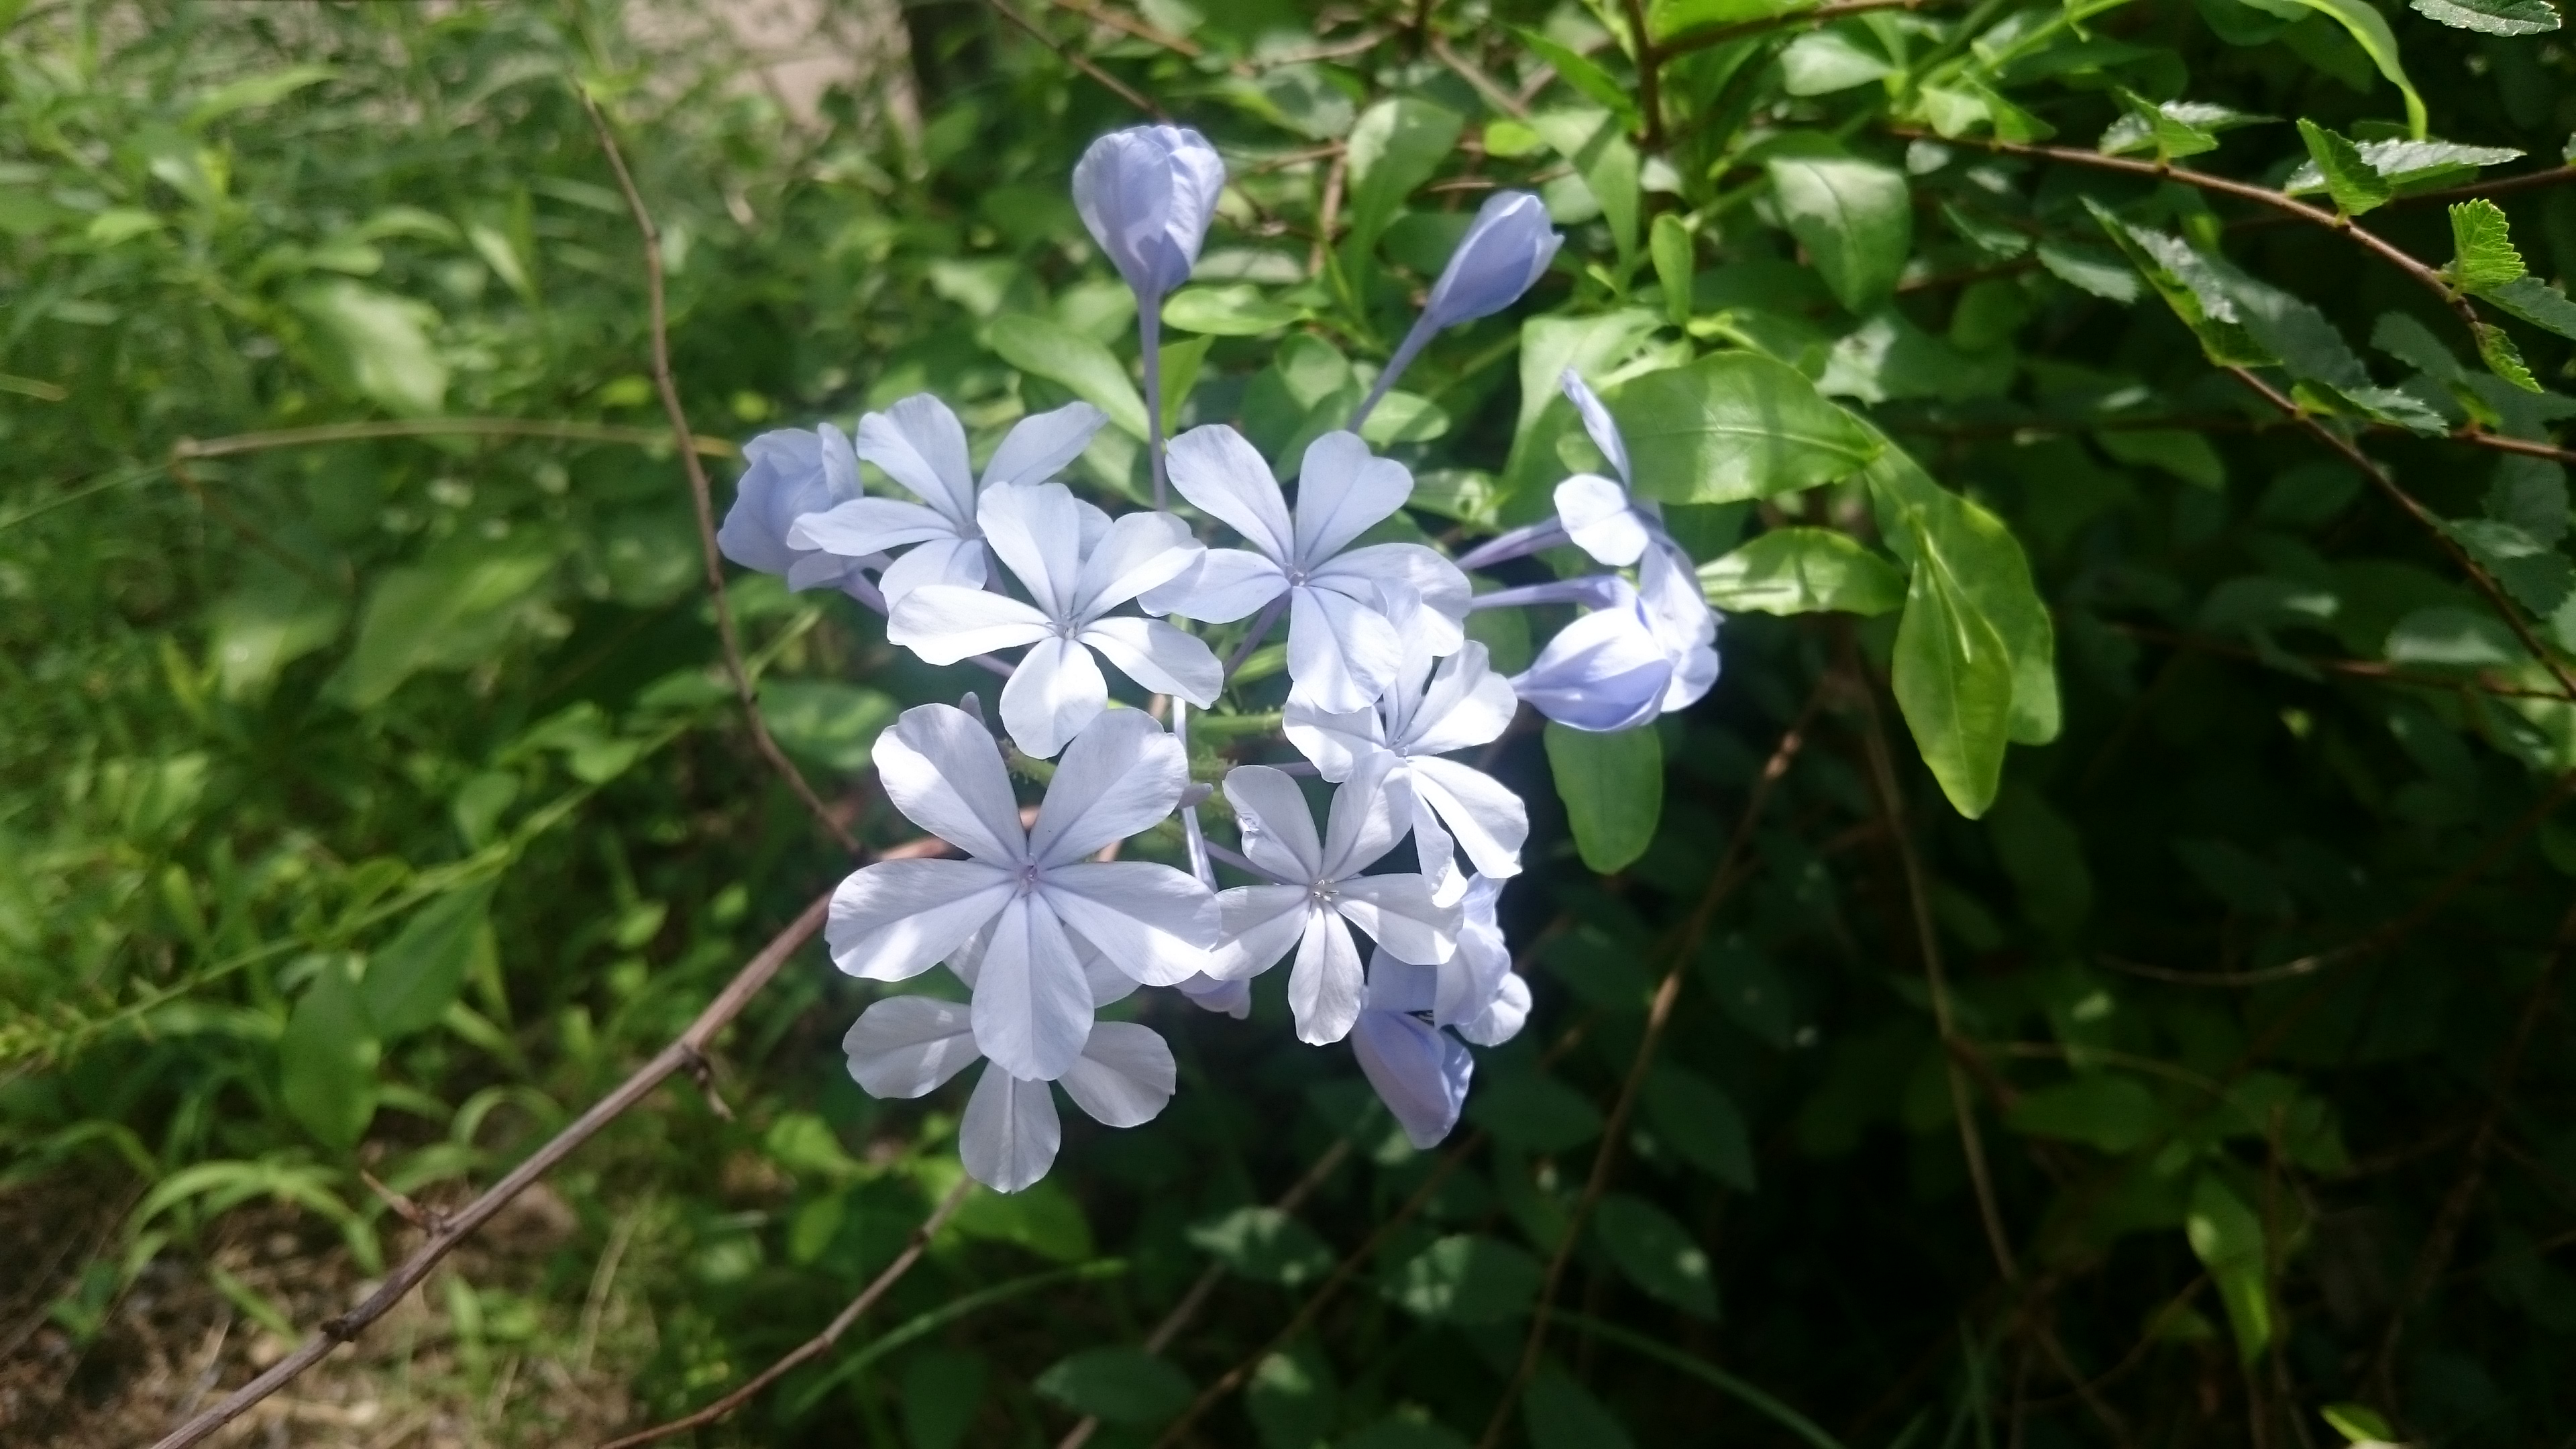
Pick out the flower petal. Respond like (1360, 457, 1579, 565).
(971, 893, 1095, 1081)
(874, 702, 1030, 862)
(1318, 749, 1405, 880)
(1167, 425, 1293, 562)
(1029, 708, 1188, 865)
(1211, 884, 1314, 980)
(1309, 544, 1470, 649)
(1177, 970, 1253, 1017)
(877, 535, 990, 607)
(1396, 773, 1466, 908)
(1042, 861, 1222, 986)
(1000, 635, 1110, 760)
(856, 394, 977, 526)
(1137, 547, 1289, 623)
(1439, 874, 1513, 1028)
(1060, 1020, 1177, 1128)
(1554, 473, 1651, 567)
(1509, 598, 1672, 733)
(720, 425, 861, 575)
(888, 585, 1053, 664)
(1287, 585, 1401, 713)
(1287, 910, 1366, 1044)
(979, 481, 1087, 619)
(1222, 764, 1325, 882)
(981, 400, 1109, 490)
(843, 996, 982, 1098)
(825, 857, 1015, 981)
(1559, 370, 1633, 487)
(788, 496, 957, 558)
(1352, 1007, 1473, 1149)
(1281, 698, 1383, 783)
(1456, 970, 1532, 1047)
(1335, 873, 1460, 965)
(960, 1063, 1061, 1193)
(1291, 431, 1411, 566)
(1079, 617, 1222, 708)
(1403, 643, 1518, 757)
(1406, 756, 1528, 884)
(1071, 509, 1201, 619)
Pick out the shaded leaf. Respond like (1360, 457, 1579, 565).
(1187, 1206, 1334, 1287)
(1607, 353, 1881, 504)
(1766, 150, 1912, 311)
(1697, 527, 1904, 616)
(1388, 1234, 1542, 1324)
(359, 880, 494, 1040)
(1544, 722, 1662, 873)
(279, 957, 379, 1150)
(1034, 1348, 1191, 1424)
(990, 313, 1148, 439)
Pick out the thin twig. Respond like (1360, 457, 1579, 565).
(2109, 621, 2571, 700)
(1428, 34, 1527, 119)
(576, 84, 859, 851)
(170, 417, 736, 461)
(1619, 0, 1663, 151)
(1055, 1139, 1354, 1449)
(987, 0, 1165, 116)
(599, 1174, 979, 1449)
(1662, 0, 1933, 60)
(2393, 164, 2576, 209)
(1477, 680, 1826, 1448)
(2226, 366, 2576, 702)
(2451, 427, 2576, 468)
(146, 862, 939, 1449)
(1039, 0, 1203, 58)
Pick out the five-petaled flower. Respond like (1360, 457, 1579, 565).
(825, 704, 1218, 1081)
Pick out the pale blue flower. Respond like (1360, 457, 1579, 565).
(1356, 191, 1562, 426)
(717, 423, 873, 595)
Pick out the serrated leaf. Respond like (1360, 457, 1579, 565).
(2372, 311, 2466, 382)
(2284, 138, 2524, 194)
(2086, 201, 2275, 367)
(1697, 527, 1905, 615)
(2100, 94, 2262, 160)
(2486, 276, 2576, 340)
(2451, 199, 2528, 291)
(2296, 119, 2392, 215)
(2386, 605, 2525, 667)
(2412, 0, 2561, 32)
(1544, 722, 1662, 872)
(2037, 239, 2141, 301)
(2477, 319, 2544, 392)
(2267, 0, 2426, 138)
(2447, 517, 2573, 611)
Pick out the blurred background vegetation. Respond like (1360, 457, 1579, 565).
(7, 1, 2576, 1446)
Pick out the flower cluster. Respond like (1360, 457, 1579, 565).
(716, 127, 1721, 1191)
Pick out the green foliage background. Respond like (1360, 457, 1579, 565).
(7, 0, 2576, 1445)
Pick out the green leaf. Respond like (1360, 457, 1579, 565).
(1162, 284, 1303, 336)
(2096, 428, 2226, 490)
(900, 1349, 988, 1449)
(2098, 93, 2226, 160)
(1778, 28, 1896, 96)
(207, 572, 346, 702)
(2186, 1173, 2273, 1362)
(2286, 138, 2524, 195)
(1343, 98, 1466, 260)
(2037, 239, 2143, 303)
(2475, 319, 2543, 392)
(1511, 310, 1662, 449)
(759, 679, 898, 773)
(2269, 0, 2427, 137)
(1544, 722, 1663, 873)
(2005, 1074, 2162, 1151)
(359, 880, 494, 1039)
(1697, 527, 1904, 615)
(2385, 605, 2525, 667)
(2320, 1402, 2398, 1444)
(1388, 1234, 1543, 1324)
(279, 957, 380, 1150)
(1159, 335, 1212, 435)
(2412, 0, 2561, 33)
(2296, 119, 2393, 215)
(1187, 1206, 1334, 1287)
(185, 64, 334, 128)
(2485, 276, 2576, 341)
(1467, 1069, 1606, 1152)
(2450, 199, 2528, 291)
(1764, 150, 1912, 312)
(1525, 1368, 1638, 1449)
(950, 1175, 1091, 1262)
(1532, 108, 1641, 264)
(1889, 551, 2016, 818)
(1986, 786, 2095, 938)
(2087, 202, 2275, 367)
(333, 539, 558, 708)
(1606, 353, 1881, 504)
(1034, 1347, 1192, 1424)
(290, 280, 447, 416)
(1867, 441, 2061, 751)
(1509, 28, 1640, 127)
(1643, 1065, 1758, 1190)
(1650, 213, 1695, 329)
(1247, 1347, 1338, 1449)
(1595, 1193, 1719, 1318)
(1697, 935, 1796, 1049)
(2446, 517, 2573, 612)
(989, 312, 1148, 439)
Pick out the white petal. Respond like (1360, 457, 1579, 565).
(1286, 586, 1401, 714)
(1318, 749, 1405, 880)
(999, 636, 1110, 760)
(1138, 547, 1289, 623)
(1440, 873, 1512, 1028)
(786, 549, 866, 592)
(1352, 1008, 1473, 1149)
(1402, 643, 1518, 757)
(857, 394, 978, 526)
(1664, 643, 1719, 712)
(877, 536, 989, 608)
(978, 482, 1087, 619)
(971, 893, 1095, 1081)
(1029, 708, 1188, 865)
(1167, 424, 1293, 562)
(1335, 873, 1460, 965)
(1060, 1020, 1176, 1128)
(1079, 618, 1222, 707)
(1222, 765, 1325, 883)
(1456, 971, 1532, 1047)
(888, 585, 1053, 664)
(1365, 953, 1440, 1014)
(873, 702, 1030, 862)
(788, 496, 958, 558)
(1310, 545, 1470, 648)
(982, 400, 1110, 490)
(1560, 369, 1633, 486)
(1281, 698, 1383, 783)
(825, 858, 1016, 981)
(1287, 910, 1366, 1045)
(1406, 756, 1528, 883)
(843, 996, 981, 1099)
(1071, 511, 1202, 619)
(1398, 773, 1467, 908)
(1291, 431, 1411, 568)
(1640, 538, 1718, 652)
(1509, 600, 1672, 733)
(1554, 474, 1651, 567)
(1041, 861, 1223, 986)
(961, 1063, 1061, 1193)
(1077, 934, 1138, 1007)
(1177, 971, 1253, 1018)
(1212, 884, 1315, 980)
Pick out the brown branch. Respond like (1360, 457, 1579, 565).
(1039, 0, 1203, 57)
(170, 417, 736, 462)
(2108, 621, 2572, 700)
(1660, 0, 1933, 60)
(1428, 34, 1528, 119)
(1851, 644, 2021, 1284)
(600, 1173, 979, 1449)
(1477, 680, 1826, 1448)
(2394, 164, 2576, 209)
(576, 85, 859, 852)
(987, 0, 1166, 117)
(144, 859, 941, 1449)
(1055, 1139, 1354, 1449)
(2226, 367, 2576, 702)
(2451, 427, 2576, 468)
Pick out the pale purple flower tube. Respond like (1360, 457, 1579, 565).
(1354, 191, 1563, 427)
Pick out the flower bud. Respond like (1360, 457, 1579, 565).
(716, 423, 871, 592)
(1072, 124, 1227, 304)
(1423, 191, 1562, 331)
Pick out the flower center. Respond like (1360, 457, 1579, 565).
(1308, 880, 1338, 908)
(1018, 861, 1044, 893)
